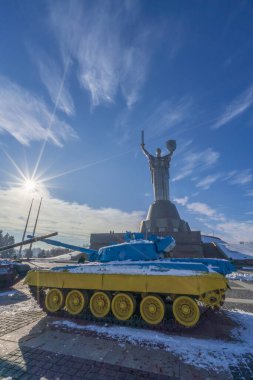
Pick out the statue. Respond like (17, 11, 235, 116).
(141, 131, 176, 201)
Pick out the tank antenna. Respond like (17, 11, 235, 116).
(27, 197, 43, 258)
(19, 198, 34, 257)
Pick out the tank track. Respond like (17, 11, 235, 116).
(28, 285, 214, 332)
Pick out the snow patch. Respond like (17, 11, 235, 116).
(52, 310, 253, 371)
(201, 236, 253, 260)
(0, 290, 17, 297)
(52, 261, 212, 276)
(226, 272, 253, 282)
(201, 235, 226, 244)
(218, 243, 253, 260)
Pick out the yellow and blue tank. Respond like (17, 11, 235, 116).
(25, 234, 235, 328)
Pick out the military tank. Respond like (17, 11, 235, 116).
(0, 232, 58, 290)
(24, 234, 235, 328)
(0, 260, 30, 289)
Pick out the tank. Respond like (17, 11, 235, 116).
(24, 234, 235, 328)
(0, 260, 30, 289)
(0, 233, 57, 289)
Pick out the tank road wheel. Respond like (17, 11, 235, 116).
(112, 293, 136, 321)
(65, 290, 88, 315)
(173, 296, 200, 328)
(140, 295, 165, 325)
(90, 291, 111, 318)
(45, 288, 64, 313)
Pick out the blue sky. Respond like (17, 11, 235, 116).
(0, 0, 253, 245)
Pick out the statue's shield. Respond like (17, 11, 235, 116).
(166, 140, 176, 152)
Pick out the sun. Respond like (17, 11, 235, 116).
(23, 179, 37, 192)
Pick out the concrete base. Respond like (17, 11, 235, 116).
(140, 200, 190, 235)
(140, 200, 203, 257)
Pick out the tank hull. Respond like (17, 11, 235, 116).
(25, 266, 229, 328)
(25, 270, 227, 296)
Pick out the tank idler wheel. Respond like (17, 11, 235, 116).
(112, 293, 136, 321)
(172, 296, 200, 327)
(65, 290, 88, 315)
(140, 295, 165, 325)
(45, 288, 64, 313)
(90, 291, 111, 318)
(199, 290, 223, 309)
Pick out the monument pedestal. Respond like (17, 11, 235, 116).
(140, 200, 203, 257)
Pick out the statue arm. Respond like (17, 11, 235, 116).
(164, 151, 173, 162)
(141, 144, 152, 159)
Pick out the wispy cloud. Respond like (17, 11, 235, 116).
(173, 196, 188, 206)
(144, 98, 193, 138)
(212, 85, 253, 129)
(0, 186, 144, 246)
(173, 148, 219, 182)
(207, 220, 253, 243)
(48, 0, 154, 108)
(226, 169, 252, 185)
(35, 52, 75, 116)
(186, 201, 225, 221)
(0, 76, 77, 146)
(196, 174, 220, 190)
(246, 190, 253, 196)
(174, 196, 253, 242)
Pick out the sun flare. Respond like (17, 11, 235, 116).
(23, 179, 37, 192)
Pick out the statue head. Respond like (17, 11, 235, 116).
(156, 148, 161, 157)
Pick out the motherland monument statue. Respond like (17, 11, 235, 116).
(140, 131, 203, 257)
(140, 131, 176, 201)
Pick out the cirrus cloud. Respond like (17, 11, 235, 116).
(0, 76, 77, 146)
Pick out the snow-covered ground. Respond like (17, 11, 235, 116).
(227, 272, 253, 282)
(52, 309, 253, 372)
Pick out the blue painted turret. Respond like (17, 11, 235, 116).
(27, 233, 235, 276)
(28, 234, 175, 262)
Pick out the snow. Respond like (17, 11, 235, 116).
(201, 235, 253, 260)
(0, 290, 17, 297)
(226, 272, 253, 282)
(52, 262, 211, 276)
(52, 309, 253, 371)
(47, 251, 81, 261)
(0, 297, 40, 315)
(201, 235, 226, 244)
(217, 243, 253, 260)
(123, 239, 153, 244)
(0, 260, 13, 265)
(226, 243, 253, 258)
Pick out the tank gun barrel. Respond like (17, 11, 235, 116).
(27, 235, 98, 259)
(0, 232, 58, 252)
